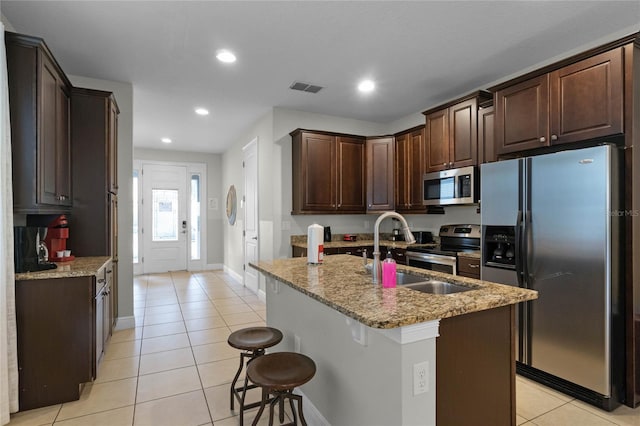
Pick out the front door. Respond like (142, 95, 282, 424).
(142, 164, 188, 273)
(243, 139, 259, 293)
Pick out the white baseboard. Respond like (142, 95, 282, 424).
(204, 263, 224, 270)
(223, 265, 243, 285)
(297, 390, 331, 426)
(114, 316, 135, 330)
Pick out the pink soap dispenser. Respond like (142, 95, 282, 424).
(382, 252, 397, 288)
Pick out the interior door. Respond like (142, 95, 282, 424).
(142, 164, 188, 273)
(243, 139, 259, 293)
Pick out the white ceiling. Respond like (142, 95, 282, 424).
(2, 1, 639, 154)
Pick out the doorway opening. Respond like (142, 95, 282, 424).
(133, 160, 207, 274)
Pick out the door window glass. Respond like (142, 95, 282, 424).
(190, 174, 201, 260)
(133, 169, 139, 263)
(152, 189, 179, 241)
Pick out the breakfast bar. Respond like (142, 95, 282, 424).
(251, 255, 537, 426)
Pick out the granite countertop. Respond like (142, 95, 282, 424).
(458, 250, 481, 259)
(15, 256, 112, 281)
(250, 255, 537, 329)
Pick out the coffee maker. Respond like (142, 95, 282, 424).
(14, 226, 57, 273)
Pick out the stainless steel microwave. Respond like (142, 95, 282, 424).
(423, 166, 479, 206)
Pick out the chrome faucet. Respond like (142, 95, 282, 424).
(372, 212, 416, 284)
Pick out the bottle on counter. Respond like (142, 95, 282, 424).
(382, 252, 396, 288)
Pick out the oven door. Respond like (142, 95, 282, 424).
(406, 251, 457, 275)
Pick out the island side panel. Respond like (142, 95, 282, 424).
(266, 277, 437, 426)
(436, 304, 516, 426)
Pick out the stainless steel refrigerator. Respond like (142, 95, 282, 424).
(480, 144, 625, 410)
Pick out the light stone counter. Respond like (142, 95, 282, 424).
(15, 256, 111, 281)
(250, 254, 536, 329)
(458, 250, 482, 259)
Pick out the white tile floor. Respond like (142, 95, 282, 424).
(8, 270, 640, 425)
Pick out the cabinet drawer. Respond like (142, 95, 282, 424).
(458, 256, 480, 278)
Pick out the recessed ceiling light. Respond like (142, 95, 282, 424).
(216, 50, 236, 63)
(358, 79, 375, 93)
(161, 137, 172, 144)
(195, 108, 209, 116)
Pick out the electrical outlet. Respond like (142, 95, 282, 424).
(294, 335, 301, 353)
(413, 361, 429, 395)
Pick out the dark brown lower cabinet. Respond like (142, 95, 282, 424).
(437, 305, 515, 426)
(15, 277, 93, 411)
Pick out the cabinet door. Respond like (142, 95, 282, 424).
(336, 136, 365, 212)
(366, 137, 395, 211)
(408, 128, 426, 210)
(301, 133, 336, 211)
(39, 55, 59, 205)
(39, 54, 71, 206)
(449, 98, 477, 168)
(549, 48, 623, 145)
(495, 75, 549, 154)
(394, 133, 410, 210)
(56, 81, 71, 205)
(425, 109, 449, 172)
(108, 99, 119, 194)
(478, 106, 496, 164)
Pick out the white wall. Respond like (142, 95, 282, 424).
(222, 110, 274, 285)
(133, 148, 224, 267)
(68, 74, 135, 323)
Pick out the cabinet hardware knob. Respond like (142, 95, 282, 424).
(551, 134, 558, 141)
(539, 136, 546, 143)
(449, 162, 453, 167)
(469, 264, 479, 268)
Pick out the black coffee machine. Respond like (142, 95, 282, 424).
(14, 226, 57, 273)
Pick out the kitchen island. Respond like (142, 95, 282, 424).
(251, 255, 537, 426)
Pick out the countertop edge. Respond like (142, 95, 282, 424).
(15, 256, 112, 281)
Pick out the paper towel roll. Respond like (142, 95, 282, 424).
(307, 224, 324, 264)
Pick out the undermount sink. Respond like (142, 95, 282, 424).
(404, 281, 473, 295)
(395, 271, 474, 294)
(395, 271, 430, 285)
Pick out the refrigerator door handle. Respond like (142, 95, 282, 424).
(515, 209, 524, 287)
(524, 209, 532, 286)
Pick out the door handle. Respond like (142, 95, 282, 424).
(252, 236, 258, 240)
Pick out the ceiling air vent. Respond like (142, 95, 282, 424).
(289, 81, 323, 93)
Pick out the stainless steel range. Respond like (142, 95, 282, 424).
(406, 224, 480, 275)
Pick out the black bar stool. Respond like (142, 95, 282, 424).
(247, 352, 316, 426)
(228, 326, 283, 425)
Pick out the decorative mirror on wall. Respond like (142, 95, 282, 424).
(226, 185, 237, 225)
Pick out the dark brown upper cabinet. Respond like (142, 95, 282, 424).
(395, 126, 426, 213)
(423, 91, 492, 173)
(478, 105, 496, 164)
(366, 136, 395, 212)
(7, 32, 72, 213)
(494, 48, 623, 155)
(291, 129, 365, 214)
